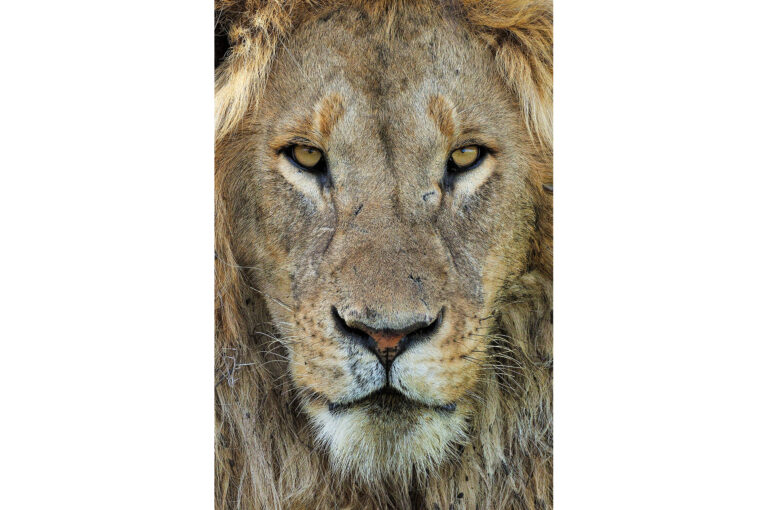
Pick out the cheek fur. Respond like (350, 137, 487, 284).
(391, 310, 490, 404)
(287, 304, 385, 403)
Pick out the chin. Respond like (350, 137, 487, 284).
(305, 390, 470, 483)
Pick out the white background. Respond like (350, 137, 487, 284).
(1, 1, 766, 508)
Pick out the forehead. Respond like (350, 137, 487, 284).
(262, 6, 514, 143)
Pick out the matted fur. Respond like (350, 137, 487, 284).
(215, 1, 552, 508)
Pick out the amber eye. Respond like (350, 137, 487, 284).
(449, 145, 482, 170)
(288, 145, 324, 171)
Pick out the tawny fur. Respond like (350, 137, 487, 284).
(214, 1, 552, 508)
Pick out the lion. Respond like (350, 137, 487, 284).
(214, 1, 552, 508)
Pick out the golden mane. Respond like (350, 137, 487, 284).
(215, 1, 552, 508)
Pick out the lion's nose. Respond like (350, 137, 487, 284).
(332, 307, 443, 367)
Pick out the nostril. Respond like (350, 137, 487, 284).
(332, 306, 379, 356)
(332, 306, 361, 336)
(397, 307, 444, 356)
(412, 307, 443, 337)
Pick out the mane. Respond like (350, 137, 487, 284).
(214, 1, 552, 508)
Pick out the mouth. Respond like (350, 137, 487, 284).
(327, 387, 457, 414)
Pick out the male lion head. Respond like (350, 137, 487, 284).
(216, 0, 551, 507)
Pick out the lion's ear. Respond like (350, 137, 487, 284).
(214, 1, 292, 141)
(464, 0, 553, 150)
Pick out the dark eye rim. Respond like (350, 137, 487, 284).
(282, 144, 328, 174)
(447, 145, 489, 173)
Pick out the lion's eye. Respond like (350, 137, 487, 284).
(448, 145, 483, 171)
(288, 145, 325, 172)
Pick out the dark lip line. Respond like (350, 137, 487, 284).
(327, 387, 457, 414)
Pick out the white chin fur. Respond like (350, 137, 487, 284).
(308, 402, 468, 483)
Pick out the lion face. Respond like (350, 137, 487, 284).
(222, 6, 540, 480)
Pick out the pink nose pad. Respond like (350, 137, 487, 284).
(368, 331, 405, 352)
